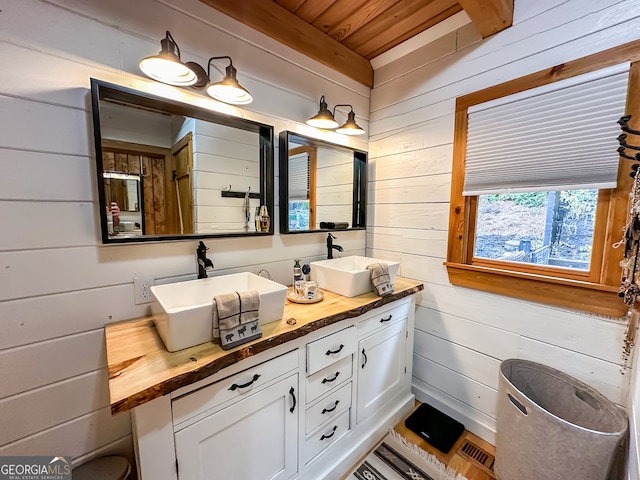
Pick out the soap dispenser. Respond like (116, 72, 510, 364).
(302, 263, 311, 282)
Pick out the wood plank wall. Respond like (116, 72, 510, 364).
(315, 148, 354, 225)
(193, 122, 262, 232)
(0, 0, 368, 466)
(368, 0, 639, 443)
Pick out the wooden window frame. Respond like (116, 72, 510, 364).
(445, 40, 640, 317)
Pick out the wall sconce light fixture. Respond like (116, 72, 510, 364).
(139, 31, 206, 87)
(306, 96, 339, 129)
(334, 105, 365, 136)
(306, 97, 365, 135)
(139, 31, 252, 105)
(206, 56, 253, 105)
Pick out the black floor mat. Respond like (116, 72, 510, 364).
(404, 403, 465, 454)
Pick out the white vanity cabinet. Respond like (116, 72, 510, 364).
(356, 308, 410, 424)
(174, 373, 299, 480)
(127, 290, 419, 480)
(154, 348, 300, 480)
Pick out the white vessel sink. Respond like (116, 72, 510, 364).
(151, 272, 287, 352)
(310, 256, 400, 298)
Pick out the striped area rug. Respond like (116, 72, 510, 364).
(350, 430, 469, 480)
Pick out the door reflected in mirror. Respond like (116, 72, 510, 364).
(279, 131, 367, 234)
(91, 79, 274, 243)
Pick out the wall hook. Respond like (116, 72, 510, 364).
(619, 115, 640, 136)
(618, 134, 640, 151)
(221, 184, 260, 199)
(618, 146, 640, 161)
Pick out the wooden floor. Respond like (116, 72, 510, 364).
(393, 402, 496, 480)
(343, 401, 496, 480)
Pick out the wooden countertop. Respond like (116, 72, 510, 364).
(105, 277, 424, 414)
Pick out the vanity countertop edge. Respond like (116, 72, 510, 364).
(105, 277, 424, 414)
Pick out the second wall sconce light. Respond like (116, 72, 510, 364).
(139, 31, 253, 105)
(306, 96, 365, 135)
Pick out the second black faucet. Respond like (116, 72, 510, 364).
(196, 241, 214, 279)
(326, 233, 343, 259)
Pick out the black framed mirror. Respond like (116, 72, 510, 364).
(279, 131, 366, 234)
(91, 79, 274, 244)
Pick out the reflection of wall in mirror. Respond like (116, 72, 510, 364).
(316, 149, 353, 228)
(101, 102, 189, 236)
(192, 121, 261, 233)
(100, 101, 263, 236)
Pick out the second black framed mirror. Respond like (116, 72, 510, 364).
(279, 131, 367, 234)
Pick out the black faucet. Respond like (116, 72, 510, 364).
(196, 241, 214, 279)
(327, 233, 343, 259)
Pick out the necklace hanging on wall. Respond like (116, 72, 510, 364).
(615, 114, 640, 372)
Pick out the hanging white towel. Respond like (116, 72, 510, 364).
(367, 263, 393, 296)
(212, 290, 261, 350)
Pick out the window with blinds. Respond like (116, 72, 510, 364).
(445, 44, 637, 317)
(288, 152, 310, 200)
(288, 151, 313, 231)
(464, 63, 630, 196)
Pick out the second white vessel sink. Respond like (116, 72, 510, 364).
(151, 272, 287, 352)
(310, 256, 400, 297)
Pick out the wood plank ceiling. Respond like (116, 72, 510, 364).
(199, 0, 514, 87)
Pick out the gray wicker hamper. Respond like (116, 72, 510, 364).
(495, 359, 627, 480)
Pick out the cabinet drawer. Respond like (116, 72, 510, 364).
(172, 349, 298, 428)
(357, 299, 410, 339)
(306, 355, 352, 403)
(305, 382, 351, 434)
(306, 326, 356, 375)
(303, 408, 350, 465)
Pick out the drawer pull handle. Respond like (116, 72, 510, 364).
(380, 314, 393, 323)
(321, 372, 340, 384)
(289, 387, 296, 413)
(322, 400, 340, 414)
(361, 348, 367, 369)
(320, 425, 338, 441)
(325, 344, 345, 356)
(228, 374, 261, 391)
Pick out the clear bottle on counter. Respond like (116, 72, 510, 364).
(255, 206, 261, 232)
(293, 259, 304, 297)
(259, 205, 270, 232)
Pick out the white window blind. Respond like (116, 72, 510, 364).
(288, 152, 309, 200)
(463, 63, 630, 196)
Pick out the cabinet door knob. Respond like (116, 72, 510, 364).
(325, 344, 345, 356)
(289, 387, 296, 413)
(320, 425, 338, 440)
(380, 314, 393, 323)
(361, 348, 367, 369)
(321, 372, 340, 384)
(228, 374, 261, 391)
(322, 400, 340, 414)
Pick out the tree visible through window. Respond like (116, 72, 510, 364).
(474, 190, 597, 271)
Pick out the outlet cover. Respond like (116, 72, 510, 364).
(134, 275, 155, 305)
